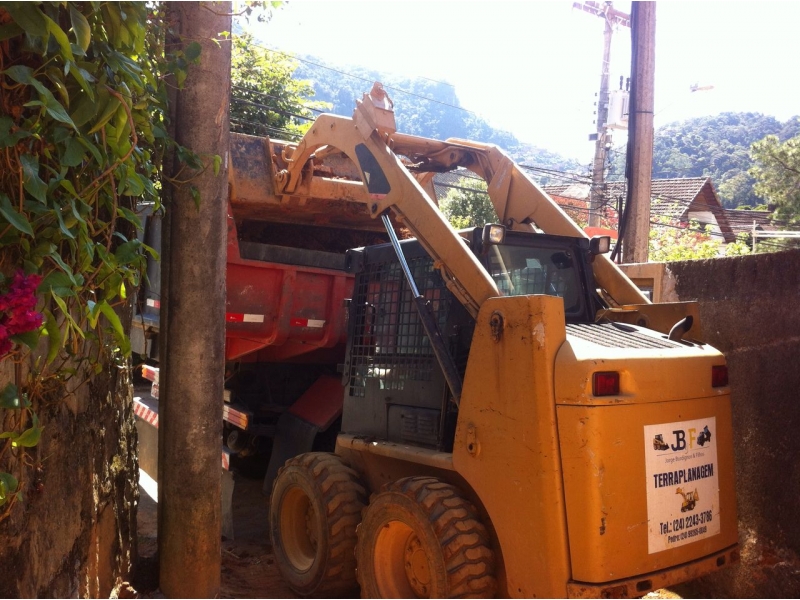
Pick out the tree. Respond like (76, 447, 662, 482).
(750, 134, 800, 225)
(438, 177, 496, 229)
(230, 33, 327, 140)
(611, 112, 800, 208)
(648, 218, 749, 261)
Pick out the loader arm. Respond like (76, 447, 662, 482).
(273, 86, 649, 317)
(275, 107, 499, 318)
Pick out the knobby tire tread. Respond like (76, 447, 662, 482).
(274, 452, 366, 595)
(358, 476, 497, 598)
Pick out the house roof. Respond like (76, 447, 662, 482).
(433, 171, 746, 243)
(544, 177, 737, 243)
(724, 208, 777, 234)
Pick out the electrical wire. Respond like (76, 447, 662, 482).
(231, 95, 315, 122)
(229, 117, 303, 141)
(231, 84, 328, 113)
(436, 179, 790, 251)
(231, 37, 794, 249)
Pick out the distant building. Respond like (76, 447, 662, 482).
(544, 177, 737, 243)
(432, 171, 761, 247)
(723, 208, 777, 238)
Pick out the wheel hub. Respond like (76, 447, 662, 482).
(404, 534, 431, 597)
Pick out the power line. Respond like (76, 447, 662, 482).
(231, 96, 315, 122)
(231, 85, 328, 113)
(230, 117, 303, 141)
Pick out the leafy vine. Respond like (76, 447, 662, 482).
(0, 1, 184, 519)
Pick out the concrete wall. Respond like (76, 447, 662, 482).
(0, 351, 138, 597)
(626, 249, 800, 596)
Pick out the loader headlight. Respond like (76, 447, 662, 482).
(589, 235, 611, 255)
(483, 224, 506, 245)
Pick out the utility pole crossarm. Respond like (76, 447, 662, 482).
(573, 1, 630, 26)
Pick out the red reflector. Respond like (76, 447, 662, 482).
(712, 365, 729, 387)
(593, 371, 620, 396)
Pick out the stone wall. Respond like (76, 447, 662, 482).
(0, 350, 138, 597)
(626, 249, 800, 596)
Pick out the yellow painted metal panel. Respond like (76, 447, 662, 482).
(453, 295, 571, 598)
(557, 395, 738, 582)
(555, 334, 728, 406)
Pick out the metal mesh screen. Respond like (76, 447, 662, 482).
(347, 255, 452, 398)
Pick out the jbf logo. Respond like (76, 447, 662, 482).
(653, 425, 712, 452)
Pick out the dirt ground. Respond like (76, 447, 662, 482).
(134, 473, 318, 599)
(131, 470, 800, 599)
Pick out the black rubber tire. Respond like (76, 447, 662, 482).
(356, 476, 497, 599)
(269, 452, 367, 596)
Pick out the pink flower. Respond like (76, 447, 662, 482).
(0, 271, 43, 357)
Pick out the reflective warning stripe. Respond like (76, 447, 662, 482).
(134, 398, 159, 428)
(134, 397, 232, 471)
(146, 298, 161, 309)
(226, 313, 265, 323)
(141, 365, 159, 383)
(290, 318, 325, 328)
(222, 404, 249, 430)
(221, 449, 231, 471)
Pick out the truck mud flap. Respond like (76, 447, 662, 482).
(262, 375, 345, 495)
(262, 411, 319, 496)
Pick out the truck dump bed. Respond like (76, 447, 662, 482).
(134, 132, 391, 363)
(225, 236, 352, 362)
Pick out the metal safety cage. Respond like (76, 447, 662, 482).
(341, 239, 474, 450)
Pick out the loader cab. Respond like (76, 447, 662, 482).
(465, 224, 605, 324)
(340, 226, 605, 453)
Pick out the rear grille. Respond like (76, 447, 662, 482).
(566, 323, 683, 349)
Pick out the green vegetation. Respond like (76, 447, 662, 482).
(750, 134, 800, 226)
(230, 33, 328, 140)
(438, 178, 495, 229)
(648, 219, 750, 262)
(630, 112, 800, 209)
(291, 56, 584, 178)
(0, 1, 183, 519)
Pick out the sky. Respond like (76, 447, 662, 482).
(245, 1, 800, 162)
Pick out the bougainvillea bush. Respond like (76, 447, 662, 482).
(0, 272, 43, 358)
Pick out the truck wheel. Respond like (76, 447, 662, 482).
(356, 476, 497, 599)
(270, 452, 367, 596)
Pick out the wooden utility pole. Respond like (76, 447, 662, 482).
(573, 1, 630, 227)
(624, 1, 656, 263)
(159, 2, 231, 598)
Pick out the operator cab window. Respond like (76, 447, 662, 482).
(476, 228, 592, 322)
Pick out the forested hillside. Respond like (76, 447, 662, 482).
(239, 42, 800, 209)
(614, 113, 800, 208)
(292, 56, 584, 181)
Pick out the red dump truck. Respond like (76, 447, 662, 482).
(133, 131, 388, 491)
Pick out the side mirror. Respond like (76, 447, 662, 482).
(589, 235, 611, 255)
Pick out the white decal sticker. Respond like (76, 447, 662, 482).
(644, 417, 720, 553)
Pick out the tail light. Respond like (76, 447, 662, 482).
(593, 371, 620, 396)
(712, 365, 729, 387)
